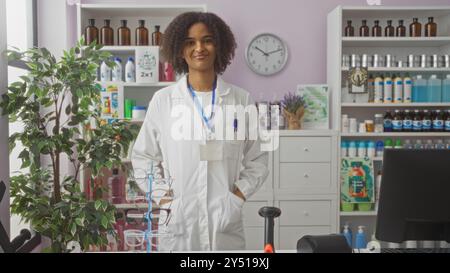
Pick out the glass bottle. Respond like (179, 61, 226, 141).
(84, 19, 99, 45)
(152, 25, 163, 46)
(396, 20, 406, 37)
(425, 17, 437, 37)
(385, 20, 395, 37)
(359, 20, 370, 37)
(118, 20, 131, 46)
(344, 20, 354, 37)
(100, 19, 114, 46)
(409, 18, 422, 37)
(372, 20, 382, 37)
(135, 20, 149, 46)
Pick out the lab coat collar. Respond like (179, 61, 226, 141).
(171, 75, 231, 103)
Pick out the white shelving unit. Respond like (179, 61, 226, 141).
(328, 5, 450, 243)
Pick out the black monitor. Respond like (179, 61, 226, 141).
(375, 149, 450, 243)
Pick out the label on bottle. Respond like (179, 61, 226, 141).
(445, 121, 450, 131)
(413, 120, 422, 131)
(433, 120, 444, 130)
(403, 119, 412, 130)
(383, 119, 393, 130)
(422, 119, 432, 130)
(392, 120, 403, 130)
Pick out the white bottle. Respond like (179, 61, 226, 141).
(342, 114, 350, 133)
(374, 74, 384, 103)
(403, 74, 412, 103)
(100, 61, 111, 82)
(393, 74, 403, 103)
(112, 57, 123, 82)
(125, 57, 135, 83)
(383, 74, 393, 103)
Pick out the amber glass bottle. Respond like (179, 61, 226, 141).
(344, 20, 355, 37)
(410, 18, 422, 37)
(118, 20, 131, 46)
(84, 19, 98, 45)
(425, 17, 437, 37)
(372, 20, 382, 37)
(152, 25, 163, 46)
(136, 20, 149, 46)
(100, 19, 114, 46)
(396, 20, 406, 37)
(359, 20, 370, 37)
(385, 20, 395, 37)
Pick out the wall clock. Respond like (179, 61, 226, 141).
(245, 33, 288, 76)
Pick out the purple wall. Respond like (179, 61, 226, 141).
(71, 0, 450, 101)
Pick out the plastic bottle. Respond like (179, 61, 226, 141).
(135, 20, 149, 46)
(118, 20, 131, 46)
(402, 110, 413, 132)
(355, 226, 367, 249)
(412, 110, 422, 132)
(100, 19, 114, 46)
(435, 139, 446, 149)
(425, 139, 435, 150)
(432, 110, 444, 132)
(357, 141, 366, 158)
(403, 139, 413, 149)
(125, 57, 135, 83)
(348, 141, 357, 157)
(375, 141, 384, 157)
(100, 61, 111, 82)
(392, 110, 403, 132)
(412, 75, 427, 103)
(414, 139, 424, 149)
(342, 114, 350, 133)
(384, 138, 393, 149)
(410, 17, 422, 37)
(341, 141, 348, 157)
(383, 111, 393, 132)
(367, 141, 376, 158)
(427, 75, 442, 102)
(393, 74, 403, 103)
(445, 110, 450, 132)
(442, 75, 450, 102)
(84, 19, 99, 45)
(112, 57, 122, 82)
(342, 224, 352, 247)
(383, 74, 393, 103)
(422, 110, 432, 132)
(425, 17, 437, 37)
(403, 74, 412, 103)
(367, 75, 375, 103)
(374, 74, 384, 103)
(108, 168, 125, 204)
(374, 114, 384, 133)
(394, 139, 403, 149)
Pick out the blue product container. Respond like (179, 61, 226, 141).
(427, 75, 442, 103)
(412, 75, 427, 102)
(442, 75, 450, 102)
(355, 226, 367, 249)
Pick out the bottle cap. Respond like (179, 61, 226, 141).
(89, 19, 96, 25)
(341, 141, 349, 148)
(104, 19, 110, 25)
(376, 141, 384, 147)
(139, 20, 145, 26)
(128, 57, 134, 62)
(121, 20, 128, 26)
(385, 138, 393, 146)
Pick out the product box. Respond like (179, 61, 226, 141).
(340, 157, 374, 204)
(296, 84, 329, 129)
(136, 46, 159, 83)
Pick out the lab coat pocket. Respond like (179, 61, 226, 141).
(219, 192, 244, 233)
(160, 198, 185, 236)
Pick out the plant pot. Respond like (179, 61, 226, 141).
(283, 107, 305, 130)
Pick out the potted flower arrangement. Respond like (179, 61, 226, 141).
(281, 92, 305, 130)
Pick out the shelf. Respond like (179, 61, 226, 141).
(342, 157, 383, 161)
(97, 81, 175, 87)
(341, 132, 450, 137)
(340, 211, 378, 216)
(79, 4, 205, 17)
(342, 6, 450, 19)
(341, 67, 450, 73)
(83, 46, 160, 53)
(342, 37, 450, 47)
(341, 103, 450, 108)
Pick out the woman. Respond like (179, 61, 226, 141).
(132, 12, 268, 251)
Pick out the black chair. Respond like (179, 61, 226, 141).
(0, 180, 41, 253)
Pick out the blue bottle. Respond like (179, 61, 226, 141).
(355, 226, 367, 249)
(412, 75, 427, 102)
(341, 141, 349, 157)
(427, 74, 442, 103)
(442, 75, 450, 102)
(342, 224, 352, 248)
(375, 141, 384, 157)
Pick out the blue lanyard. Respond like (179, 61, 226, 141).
(187, 79, 217, 130)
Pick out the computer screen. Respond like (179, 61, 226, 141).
(375, 149, 450, 243)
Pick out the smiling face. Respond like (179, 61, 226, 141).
(182, 22, 217, 74)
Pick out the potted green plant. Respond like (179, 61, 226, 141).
(0, 38, 139, 252)
(281, 92, 305, 130)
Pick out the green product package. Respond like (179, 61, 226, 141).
(125, 99, 136, 119)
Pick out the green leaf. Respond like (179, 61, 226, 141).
(75, 217, 84, 227)
(94, 200, 102, 210)
(101, 215, 108, 229)
(70, 223, 77, 236)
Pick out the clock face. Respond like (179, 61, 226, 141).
(246, 33, 288, 76)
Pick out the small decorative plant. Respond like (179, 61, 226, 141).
(0, 38, 139, 252)
(281, 92, 305, 130)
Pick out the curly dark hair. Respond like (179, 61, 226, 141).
(161, 12, 237, 75)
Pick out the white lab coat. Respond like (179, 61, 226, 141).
(131, 75, 269, 251)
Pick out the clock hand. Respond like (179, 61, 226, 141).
(267, 48, 283, 55)
(255, 46, 269, 56)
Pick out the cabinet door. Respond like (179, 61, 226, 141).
(279, 200, 332, 226)
(280, 137, 331, 162)
(244, 227, 265, 250)
(279, 163, 332, 193)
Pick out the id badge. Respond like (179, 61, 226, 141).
(199, 140, 223, 161)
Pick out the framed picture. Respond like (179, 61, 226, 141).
(348, 67, 368, 94)
(340, 157, 375, 204)
(296, 84, 329, 129)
